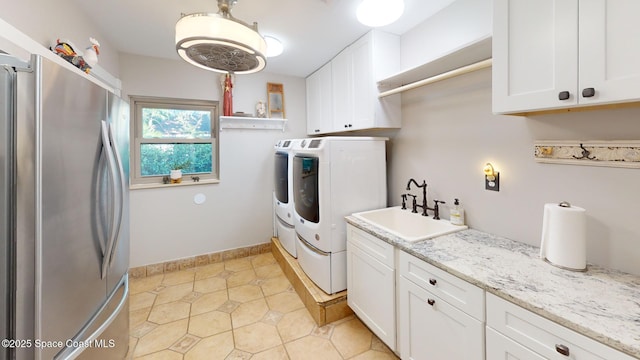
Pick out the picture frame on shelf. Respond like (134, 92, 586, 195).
(267, 82, 285, 119)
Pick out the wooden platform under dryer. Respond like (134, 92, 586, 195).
(271, 237, 352, 326)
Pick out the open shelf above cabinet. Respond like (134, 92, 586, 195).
(220, 116, 287, 131)
(377, 36, 492, 97)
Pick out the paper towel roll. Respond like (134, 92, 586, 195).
(540, 202, 587, 271)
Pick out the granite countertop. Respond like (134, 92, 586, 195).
(345, 216, 640, 359)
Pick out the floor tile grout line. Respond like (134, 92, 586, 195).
(130, 253, 393, 359)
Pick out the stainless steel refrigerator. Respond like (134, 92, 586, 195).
(1, 53, 129, 359)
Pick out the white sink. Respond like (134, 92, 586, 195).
(352, 206, 468, 242)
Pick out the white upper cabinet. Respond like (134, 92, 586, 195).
(579, 0, 640, 106)
(306, 30, 401, 135)
(493, 0, 640, 114)
(306, 62, 332, 135)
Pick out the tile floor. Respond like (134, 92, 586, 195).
(127, 252, 399, 360)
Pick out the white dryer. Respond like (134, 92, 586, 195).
(292, 137, 387, 294)
(273, 139, 300, 257)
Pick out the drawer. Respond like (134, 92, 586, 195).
(487, 293, 636, 360)
(347, 225, 395, 268)
(399, 251, 484, 321)
(486, 327, 546, 360)
(399, 277, 484, 360)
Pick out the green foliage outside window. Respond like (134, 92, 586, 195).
(139, 107, 213, 177)
(140, 143, 212, 176)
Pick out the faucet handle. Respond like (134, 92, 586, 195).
(401, 194, 408, 209)
(433, 200, 446, 220)
(407, 194, 418, 213)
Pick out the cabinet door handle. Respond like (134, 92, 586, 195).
(582, 87, 595, 98)
(429, 278, 437, 286)
(314, 129, 320, 133)
(558, 91, 570, 100)
(555, 344, 570, 356)
(427, 299, 435, 306)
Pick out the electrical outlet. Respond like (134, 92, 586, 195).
(485, 173, 500, 191)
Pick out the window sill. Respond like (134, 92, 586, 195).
(130, 178, 220, 190)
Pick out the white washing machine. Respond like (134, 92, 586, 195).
(273, 139, 300, 257)
(292, 137, 387, 294)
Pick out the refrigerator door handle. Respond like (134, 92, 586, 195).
(107, 124, 125, 267)
(100, 120, 118, 279)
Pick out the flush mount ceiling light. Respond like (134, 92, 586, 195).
(264, 36, 283, 57)
(175, 0, 267, 74)
(357, 0, 405, 27)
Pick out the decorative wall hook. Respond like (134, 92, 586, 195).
(572, 143, 596, 160)
(534, 141, 640, 169)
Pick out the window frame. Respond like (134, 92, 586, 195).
(129, 95, 220, 187)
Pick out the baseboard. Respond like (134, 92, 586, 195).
(128, 242, 272, 279)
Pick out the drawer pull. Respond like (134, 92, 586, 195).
(555, 344, 570, 356)
(558, 91, 570, 100)
(427, 299, 435, 306)
(582, 87, 595, 98)
(429, 278, 437, 286)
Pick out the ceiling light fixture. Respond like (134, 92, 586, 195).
(264, 36, 283, 57)
(175, 0, 267, 74)
(356, 0, 405, 27)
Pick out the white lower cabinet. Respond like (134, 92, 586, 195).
(399, 276, 484, 360)
(398, 251, 485, 360)
(345, 226, 635, 360)
(346, 225, 396, 350)
(486, 293, 636, 360)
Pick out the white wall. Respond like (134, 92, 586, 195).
(400, 0, 492, 70)
(120, 53, 307, 267)
(0, 0, 120, 77)
(388, 0, 640, 276)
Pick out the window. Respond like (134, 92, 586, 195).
(130, 96, 219, 186)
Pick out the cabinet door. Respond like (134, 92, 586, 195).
(350, 34, 374, 130)
(399, 277, 484, 360)
(306, 62, 332, 135)
(486, 327, 547, 360)
(579, 0, 640, 105)
(346, 240, 395, 350)
(331, 47, 353, 131)
(493, 0, 579, 113)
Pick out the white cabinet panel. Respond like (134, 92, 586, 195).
(306, 62, 332, 135)
(486, 327, 547, 360)
(399, 251, 484, 320)
(493, 0, 640, 113)
(346, 238, 395, 350)
(399, 276, 484, 360)
(492, 0, 578, 113)
(331, 46, 353, 131)
(487, 293, 636, 360)
(579, 0, 640, 106)
(305, 30, 401, 134)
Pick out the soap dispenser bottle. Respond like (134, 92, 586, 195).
(450, 198, 465, 226)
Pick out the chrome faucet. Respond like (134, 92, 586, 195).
(405, 178, 445, 219)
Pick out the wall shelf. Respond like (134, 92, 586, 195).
(220, 116, 287, 131)
(377, 35, 492, 96)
